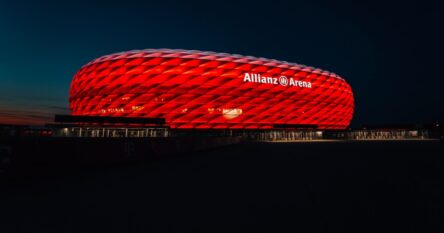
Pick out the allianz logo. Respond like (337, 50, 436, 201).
(243, 73, 312, 88)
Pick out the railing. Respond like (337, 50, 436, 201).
(52, 127, 170, 138)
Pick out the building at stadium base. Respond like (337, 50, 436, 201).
(69, 49, 354, 130)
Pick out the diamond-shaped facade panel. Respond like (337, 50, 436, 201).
(69, 49, 354, 129)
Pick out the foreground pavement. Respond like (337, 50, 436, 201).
(1, 141, 443, 233)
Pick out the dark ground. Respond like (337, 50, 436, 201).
(1, 141, 443, 233)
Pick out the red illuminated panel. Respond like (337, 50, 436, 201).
(69, 49, 354, 129)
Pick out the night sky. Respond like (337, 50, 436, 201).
(0, 0, 442, 126)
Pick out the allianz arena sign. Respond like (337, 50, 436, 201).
(243, 72, 312, 88)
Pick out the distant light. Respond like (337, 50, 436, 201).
(222, 108, 243, 120)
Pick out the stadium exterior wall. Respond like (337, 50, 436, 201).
(69, 49, 354, 129)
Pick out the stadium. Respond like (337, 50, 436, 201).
(68, 49, 354, 130)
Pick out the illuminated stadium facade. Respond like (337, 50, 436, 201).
(69, 49, 354, 130)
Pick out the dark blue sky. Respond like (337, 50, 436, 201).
(0, 0, 443, 126)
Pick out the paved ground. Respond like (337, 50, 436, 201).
(1, 141, 443, 233)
